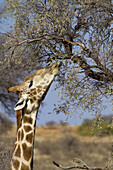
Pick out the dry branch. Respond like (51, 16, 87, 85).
(53, 158, 110, 170)
(6, 32, 113, 83)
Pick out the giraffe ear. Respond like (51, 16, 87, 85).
(8, 85, 19, 93)
(14, 98, 26, 111)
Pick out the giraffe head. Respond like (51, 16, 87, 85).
(8, 62, 62, 112)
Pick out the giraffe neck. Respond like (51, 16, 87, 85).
(11, 107, 39, 170)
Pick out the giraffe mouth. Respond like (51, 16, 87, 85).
(58, 61, 63, 68)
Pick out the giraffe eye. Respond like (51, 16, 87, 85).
(29, 80, 33, 88)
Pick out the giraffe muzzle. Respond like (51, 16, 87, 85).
(58, 61, 63, 67)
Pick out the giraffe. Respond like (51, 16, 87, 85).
(8, 62, 62, 170)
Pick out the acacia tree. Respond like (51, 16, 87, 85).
(0, 3, 18, 113)
(1, 0, 113, 115)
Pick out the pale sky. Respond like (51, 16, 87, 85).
(35, 81, 112, 126)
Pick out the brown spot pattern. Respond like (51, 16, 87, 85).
(37, 88, 41, 93)
(21, 163, 29, 170)
(18, 130, 20, 141)
(21, 129, 24, 141)
(22, 143, 32, 161)
(32, 91, 36, 95)
(26, 132, 33, 144)
(37, 95, 41, 98)
(23, 116, 33, 124)
(40, 82, 45, 85)
(37, 85, 42, 89)
(30, 99, 34, 104)
(44, 85, 48, 89)
(16, 110, 22, 131)
(33, 96, 36, 101)
(37, 85, 42, 93)
(12, 159, 20, 169)
(31, 88, 36, 92)
(24, 126, 32, 133)
(26, 109, 31, 114)
(15, 145, 21, 157)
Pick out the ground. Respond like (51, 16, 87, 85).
(0, 125, 113, 170)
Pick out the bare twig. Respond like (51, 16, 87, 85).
(53, 159, 109, 170)
(73, 158, 90, 169)
(53, 161, 81, 169)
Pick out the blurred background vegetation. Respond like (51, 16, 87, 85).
(77, 116, 113, 136)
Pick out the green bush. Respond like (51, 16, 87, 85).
(77, 119, 92, 136)
(77, 118, 113, 136)
(93, 120, 113, 136)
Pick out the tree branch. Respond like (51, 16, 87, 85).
(6, 33, 86, 50)
(6, 33, 113, 83)
(71, 55, 113, 82)
(53, 158, 109, 170)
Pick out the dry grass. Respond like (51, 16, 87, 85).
(0, 124, 113, 170)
